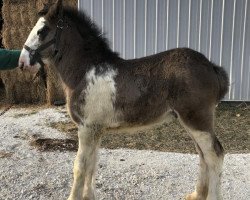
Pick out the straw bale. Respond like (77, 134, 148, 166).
(45, 64, 65, 104)
(0, 69, 47, 104)
(0, 0, 76, 104)
(0, 0, 46, 104)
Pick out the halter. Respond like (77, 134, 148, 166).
(23, 11, 68, 79)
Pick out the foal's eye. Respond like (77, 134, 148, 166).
(37, 26, 50, 40)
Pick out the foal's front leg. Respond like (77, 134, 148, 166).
(68, 124, 102, 200)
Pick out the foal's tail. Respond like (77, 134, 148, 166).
(213, 65, 229, 101)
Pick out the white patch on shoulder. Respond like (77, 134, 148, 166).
(83, 67, 120, 126)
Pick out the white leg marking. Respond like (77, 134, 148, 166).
(68, 125, 101, 200)
(189, 130, 223, 200)
(179, 115, 223, 200)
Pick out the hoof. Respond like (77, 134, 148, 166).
(185, 193, 196, 200)
(185, 191, 205, 200)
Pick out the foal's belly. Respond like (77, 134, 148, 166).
(106, 110, 177, 134)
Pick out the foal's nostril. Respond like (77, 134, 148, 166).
(19, 58, 29, 68)
(19, 61, 24, 68)
(19, 62, 25, 70)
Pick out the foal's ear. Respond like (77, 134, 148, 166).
(54, 0, 63, 17)
(38, 3, 50, 16)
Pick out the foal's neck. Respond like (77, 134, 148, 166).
(52, 9, 121, 89)
(53, 33, 120, 90)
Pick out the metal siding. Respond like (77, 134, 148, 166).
(103, 0, 113, 49)
(157, 0, 167, 53)
(79, 0, 250, 101)
(189, 0, 200, 50)
(113, 0, 123, 55)
(200, 0, 211, 56)
(168, 0, 178, 49)
(232, 0, 244, 100)
(179, 0, 189, 48)
(244, 0, 250, 99)
(125, 0, 134, 58)
(135, 0, 146, 58)
(146, 0, 156, 56)
(210, 0, 222, 64)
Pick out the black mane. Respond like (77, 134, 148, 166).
(63, 6, 119, 63)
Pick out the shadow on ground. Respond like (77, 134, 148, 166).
(30, 103, 249, 154)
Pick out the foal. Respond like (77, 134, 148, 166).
(19, 1, 229, 200)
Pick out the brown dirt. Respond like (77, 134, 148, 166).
(30, 138, 77, 152)
(0, 151, 13, 158)
(30, 102, 250, 154)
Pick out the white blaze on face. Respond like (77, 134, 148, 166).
(19, 17, 46, 70)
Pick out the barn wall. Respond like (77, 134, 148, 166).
(79, 0, 250, 101)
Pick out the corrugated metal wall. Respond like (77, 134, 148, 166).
(78, 0, 250, 101)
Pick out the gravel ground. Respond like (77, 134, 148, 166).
(0, 108, 249, 200)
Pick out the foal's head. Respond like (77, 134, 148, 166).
(19, 0, 70, 69)
(19, 0, 118, 72)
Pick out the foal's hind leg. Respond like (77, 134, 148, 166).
(178, 108, 224, 200)
(68, 124, 102, 200)
(186, 143, 209, 200)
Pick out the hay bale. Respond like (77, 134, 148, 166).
(0, 0, 47, 104)
(0, 0, 77, 104)
(45, 64, 65, 105)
